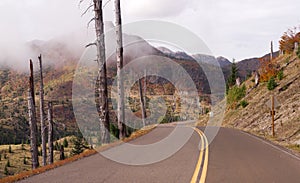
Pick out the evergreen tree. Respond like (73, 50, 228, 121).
(54, 141, 59, 151)
(71, 135, 84, 156)
(6, 159, 10, 167)
(228, 59, 238, 87)
(23, 156, 27, 165)
(60, 145, 65, 160)
(4, 165, 8, 175)
(63, 138, 69, 148)
(8, 145, 12, 153)
(267, 77, 278, 90)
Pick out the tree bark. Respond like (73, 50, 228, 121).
(28, 60, 39, 169)
(138, 79, 147, 127)
(93, 0, 110, 144)
(47, 101, 54, 164)
(38, 55, 47, 166)
(270, 41, 274, 61)
(115, 0, 126, 139)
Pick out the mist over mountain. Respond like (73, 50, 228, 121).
(0, 28, 271, 145)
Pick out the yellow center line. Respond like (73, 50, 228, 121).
(198, 129, 209, 183)
(190, 127, 204, 183)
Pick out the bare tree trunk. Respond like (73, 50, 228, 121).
(270, 41, 274, 61)
(47, 101, 54, 164)
(28, 60, 39, 169)
(93, 0, 110, 144)
(38, 55, 47, 166)
(138, 79, 147, 127)
(144, 70, 147, 125)
(115, 0, 126, 139)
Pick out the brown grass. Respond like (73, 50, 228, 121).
(0, 125, 157, 183)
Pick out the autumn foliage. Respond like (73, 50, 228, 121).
(259, 57, 277, 82)
(279, 27, 300, 54)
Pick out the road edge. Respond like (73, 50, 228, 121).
(0, 125, 157, 183)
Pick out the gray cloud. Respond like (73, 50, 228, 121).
(0, 0, 300, 67)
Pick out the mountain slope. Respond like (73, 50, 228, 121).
(223, 53, 300, 152)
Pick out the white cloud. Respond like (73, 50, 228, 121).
(125, 0, 196, 18)
(0, 0, 300, 64)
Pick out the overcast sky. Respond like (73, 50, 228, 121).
(1, 0, 300, 61)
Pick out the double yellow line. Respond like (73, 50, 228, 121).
(190, 127, 209, 183)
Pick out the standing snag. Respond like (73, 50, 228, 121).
(115, 0, 126, 139)
(38, 54, 47, 166)
(93, 0, 110, 144)
(28, 60, 39, 169)
(138, 79, 147, 127)
(48, 101, 54, 164)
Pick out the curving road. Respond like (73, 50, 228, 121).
(19, 126, 300, 183)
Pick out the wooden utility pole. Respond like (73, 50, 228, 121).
(138, 79, 147, 127)
(93, 0, 110, 144)
(28, 60, 39, 169)
(38, 55, 47, 166)
(48, 101, 54, 164)
(115, 0, 126, 139)
(271, 95, 275, 137)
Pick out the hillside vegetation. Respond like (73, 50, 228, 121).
(223, 53, 300, 152)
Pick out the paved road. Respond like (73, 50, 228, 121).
(19, 126, 300, 183)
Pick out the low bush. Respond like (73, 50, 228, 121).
(240, 100, 249, 108)
(227, 85, 247, 108)
(267, 77, 278, 91)
(277, 70, 284, 80)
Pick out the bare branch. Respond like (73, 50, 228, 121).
(87, 18, 95, 28)
(103, 0, 112, 8)
(78, 0, 85, 8)
(86, 43, 97, 48)
(81, 4, 94, 17)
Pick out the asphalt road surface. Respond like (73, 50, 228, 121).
(19, 126, 300, 183)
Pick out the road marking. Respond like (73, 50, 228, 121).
(190, 128, 204, 183)
(190, 128, 209, 183)
(198, 129, 209, 183)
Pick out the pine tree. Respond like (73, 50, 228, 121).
(63, 138, 69, 148)
(71, 135, 84, 156)
(6, 159, 10, 167)
(60, 145, 65, 160)
(54, 141, 59, 151)
(8, 145, 12, 153)
(228, 59, 238, 87)
(4, 165, 8, 175)
(23, 156, 27, 165)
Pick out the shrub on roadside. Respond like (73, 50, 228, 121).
(227, 85, 247, 108)
(267, 77, 278, 91)
(297, 46, 300, 59)
(277, 70, 284, 80)
(240, 100, 249, 108)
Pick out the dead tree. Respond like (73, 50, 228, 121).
(270, 41, 274, 61)
(93, 0, 110, 144)
(115, 0, 126, 139)
(28, 60, 39, 169)
(48, 101, 54, 164)
(138, 79, 147, 127)
(38, 54, 47, 166)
